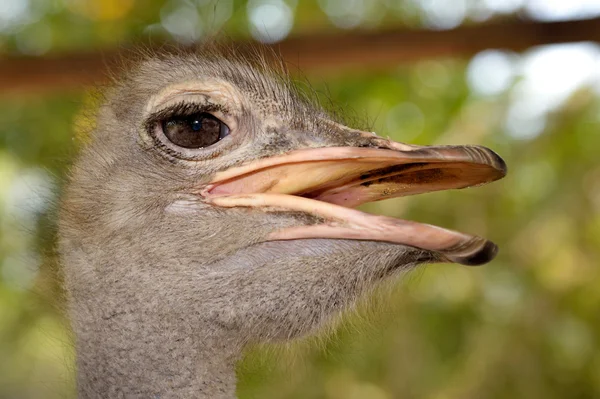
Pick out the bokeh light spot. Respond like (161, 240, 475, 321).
(505, 42, 600, 139)
(482, 0, 524, 14)
(419, 0, 466, 30)
(15, 22, 53, 55)
(319, 0, 365, 29)
(526, 0, 600, 21)
(248, 0, 293, 43)
(0, 0, 31, 31)
(160, 1, 203, 42)
(416, 60, 451, 91)
(467, 50, 516, 96)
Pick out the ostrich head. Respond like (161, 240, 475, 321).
(59, 48, 506, 398)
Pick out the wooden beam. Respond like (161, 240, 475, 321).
(1, 17, 600, 93)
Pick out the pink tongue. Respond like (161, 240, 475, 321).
(206, 194, 497, 266)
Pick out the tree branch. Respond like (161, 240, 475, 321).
(1, 17, 599, 93)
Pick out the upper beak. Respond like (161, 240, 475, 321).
(201, 137, 507, 266)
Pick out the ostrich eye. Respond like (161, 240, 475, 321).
(161, 113, 230, 149)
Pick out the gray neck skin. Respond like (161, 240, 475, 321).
(66, 238, 429, 399)
(72, 316, 239, 399)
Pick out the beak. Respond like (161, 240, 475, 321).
(201, 138, 507, 266)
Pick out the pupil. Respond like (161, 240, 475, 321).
(191, 119, 202, 131)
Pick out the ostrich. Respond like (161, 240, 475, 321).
(58, 47, 506, 398)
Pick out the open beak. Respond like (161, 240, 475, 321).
(201, 138, 507, 266)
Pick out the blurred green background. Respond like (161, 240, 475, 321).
(1, 0, 600, 398)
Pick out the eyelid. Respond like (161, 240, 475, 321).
(142, 100, 238, 161)
(144, 102, 226, 132)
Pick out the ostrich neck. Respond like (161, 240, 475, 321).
(70, 302, 240, 399)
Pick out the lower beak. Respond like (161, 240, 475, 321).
(201, 139, 507, 266)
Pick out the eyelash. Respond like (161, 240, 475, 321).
(144, 101, 226, 134)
